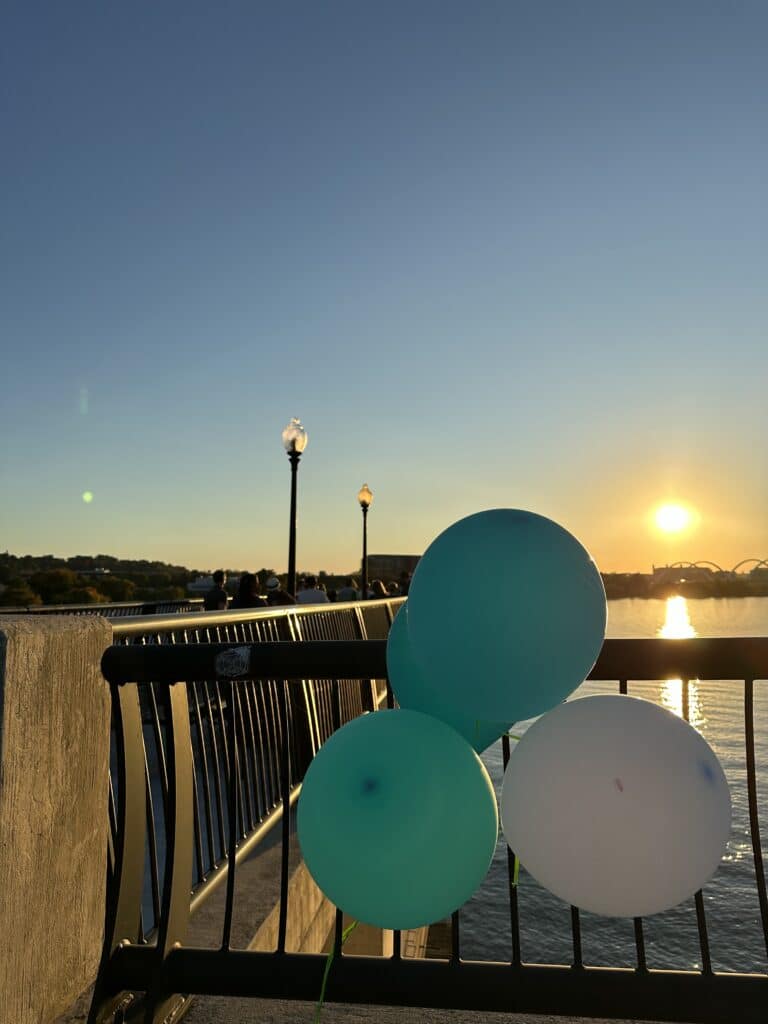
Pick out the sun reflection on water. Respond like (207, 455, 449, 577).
(659, 595, 696, 639)
(657, 596, 705, 729)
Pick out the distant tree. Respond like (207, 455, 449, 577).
(64, 587, 109, 605)
(0, 578, 42, 606)
(97, 576, 138, 602)
(29, 568, 80, 603)
(67, 555, 98, 570)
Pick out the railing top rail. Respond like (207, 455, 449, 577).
(109, 596, 403, 637)
(0, 598, 204, 615)
(101, 635, 768, 685)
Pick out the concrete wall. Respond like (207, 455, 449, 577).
(0, 615, 112, 1024)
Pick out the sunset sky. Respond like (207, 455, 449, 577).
(3, 3, 766, 575)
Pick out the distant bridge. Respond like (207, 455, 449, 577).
(659, 560, 768, 575)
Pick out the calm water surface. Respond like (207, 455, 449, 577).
(461, 597, 768, 973)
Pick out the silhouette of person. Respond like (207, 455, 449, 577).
(338, 577, 359, 602)
(231, 572, 267, 609)
(265, 576, 296, 606)
(203, 569, 228, 611)
(296, 574, 330, 605)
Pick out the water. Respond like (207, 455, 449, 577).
(461, 597, 768, 972)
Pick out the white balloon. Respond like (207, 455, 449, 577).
(500, 695, 731, 918)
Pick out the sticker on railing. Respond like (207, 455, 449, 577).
(214, 646, 251, 678)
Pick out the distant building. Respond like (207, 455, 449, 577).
(188, 576, 211, 594)
(366, 554, 420, 580)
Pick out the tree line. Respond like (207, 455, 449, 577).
(0, 552, 198, 607)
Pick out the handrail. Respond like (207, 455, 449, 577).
(90, 627, 768, 1024)
(102, 636, 768, 684)
(109, 597, 377, 637)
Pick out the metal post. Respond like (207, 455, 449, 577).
(287, 449, 300, 598)
(361, 504, 368, 600)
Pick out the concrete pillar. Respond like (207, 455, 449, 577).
(0, 615, 112, 1024)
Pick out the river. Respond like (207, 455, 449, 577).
(460, 596, 768, 972)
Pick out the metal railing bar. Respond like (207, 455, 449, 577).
(108, 774, 118, 880)
(190, 743, 206, 889)
(234, 685, 255, 834)
(104, 946, 768, 1023)
(571, 906, 583, 968)
(502, 732, 522, 967)
(202, 681, 227, 863)
(108, 598, 406, 640)
(94, 629, 768, 1024)
(188, 784, 301, 917)
(679, 677, 713, 974)
(221, 680, 240, 951)
(450, 911, 460, 964)
(264, 680, 283, 808)
(145, 686, 169, 809)
(142, 682, 195, 1023)
(101, 637, 768, 687)
(190, 681, 217, 872)
(333, 908, 344, 958)
(634, 918, 648, 972)
(241, 682, 263, 818)
(694, 891, 712, 975)
(276, 684, 292, 953)
(241, 682, 265, 821)
(744, 678, 768, 961)
(214, 681, 229, 784)
(142, 745, 162, 934)
(590, 638, 768, 682)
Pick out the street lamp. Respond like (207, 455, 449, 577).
(282, 418, 308, 598)
(357, 483, 373, 599)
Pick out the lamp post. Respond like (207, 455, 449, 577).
(282, 418, 308, 598)
(357, 483, 373, 599)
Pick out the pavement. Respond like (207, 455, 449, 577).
(183, 998, 663, 1024)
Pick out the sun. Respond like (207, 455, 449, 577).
(655, 503, 691, 533)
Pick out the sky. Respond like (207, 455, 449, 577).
(2, 2, 766, 575)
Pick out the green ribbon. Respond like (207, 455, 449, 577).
(314, 919, 359, 1023)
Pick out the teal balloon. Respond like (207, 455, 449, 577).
(297, 709, 498, 929)
(407, 509, 607, 722)
(387, 606, 511, 752)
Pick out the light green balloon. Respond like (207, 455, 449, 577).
(387, 606, 511, 752)
(407, 509, 607, 722)
(297, 709, 498, 930)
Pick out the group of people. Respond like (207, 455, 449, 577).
(202, 569, 411, 611)
(202, 569, 295, 611)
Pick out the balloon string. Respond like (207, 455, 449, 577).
(512, 855, 520, 887)
(314, 919, 359, 1023)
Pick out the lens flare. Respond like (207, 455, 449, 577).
(82, 491, 94, 503)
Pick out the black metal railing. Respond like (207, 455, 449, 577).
(0, 598, 205, 616)
(90, 626, 768, 1024)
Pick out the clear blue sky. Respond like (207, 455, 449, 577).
(2, 2, 766, 573)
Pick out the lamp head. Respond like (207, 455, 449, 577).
(282, 418, 308, 454)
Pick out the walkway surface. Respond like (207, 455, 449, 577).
(58, 816, 685, 1024)
(184, 999, 663, 1024)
